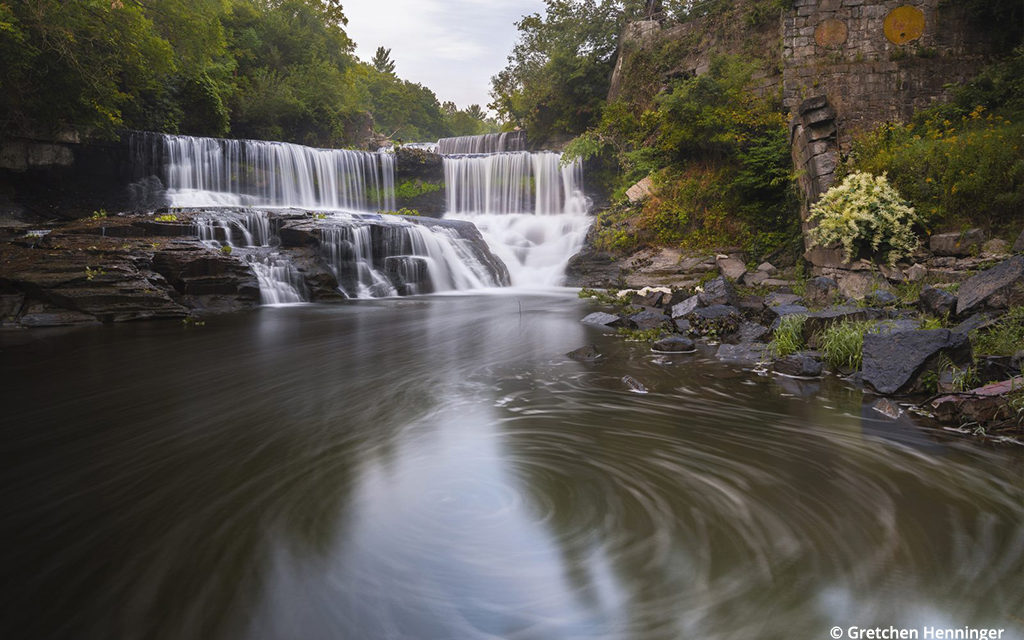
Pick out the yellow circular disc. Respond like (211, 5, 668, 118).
(815, 19, 849, 47)
(884, 6, 925, 45)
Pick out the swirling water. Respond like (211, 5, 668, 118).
(1, 293, 1021, 640)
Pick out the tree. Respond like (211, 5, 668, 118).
(372, 47, 395, 75)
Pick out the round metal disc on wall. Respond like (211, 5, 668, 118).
(884, 6, 925, 45)
(815, 19, 849, 48)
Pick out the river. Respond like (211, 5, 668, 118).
(2, 292, 1021, 640)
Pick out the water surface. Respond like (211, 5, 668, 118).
(2, 293, 1021, 640)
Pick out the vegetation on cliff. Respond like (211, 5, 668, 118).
(0, 0, 494, 146)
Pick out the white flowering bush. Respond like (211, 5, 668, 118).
(808, 172, 920, 265)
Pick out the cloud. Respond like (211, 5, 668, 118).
(342, 0, 545, 113)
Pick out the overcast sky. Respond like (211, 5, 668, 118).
(342, 0, 547, 112)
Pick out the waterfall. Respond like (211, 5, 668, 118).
(436, 131, 526, 155)
(318, 215, 507, 298)
(440, 143, 590, 287)
(131, 132, 395, 212)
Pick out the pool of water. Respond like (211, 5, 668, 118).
(1, 293, 1021, 640)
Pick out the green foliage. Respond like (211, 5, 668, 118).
(393, 179, 442, 200)
(84, 266, 104, 281)
(154, 214, 178, 222)
(380, 208, 421, 217)
(579, 287, 633, 309)
(768, 314, 806, 357)
(616, 327, 667, 342)
(220, 245, 232, 255)
(90, 210, 107, 220)
(972, 306, 1024, 356)
(372, 47, 395, 75)
(808, 172, 920, 265)
(819, 320, 874, 371)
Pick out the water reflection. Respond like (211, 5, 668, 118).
(1, 294, 1021, 640)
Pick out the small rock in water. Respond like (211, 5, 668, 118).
(581, 311, 621, 327)
(872, 398, 904, 419)
(567, 345, 601, 362)
(621, 375, 648, 394)
(772, 353, 823, 378)
(651, 335, 696, 353)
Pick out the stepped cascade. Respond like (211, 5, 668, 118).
(131, 132, 395, 211)
(436, 131, 526, 155)
(438, 138, 591, 287)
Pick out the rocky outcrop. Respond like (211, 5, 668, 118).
(955, 255, 1024, 315)
(862, 329, 972, 395)
(929, 229, 986, 257)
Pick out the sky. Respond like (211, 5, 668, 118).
(342, 0, 547, 112)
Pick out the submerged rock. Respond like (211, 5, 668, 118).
(773, 353, 823, 378)
(716, 342, 768, 365)
(567, 345, 602, 362)
(621, 375, 648, 393)
(652, 335, 696, 353)
(861, 329, 973, 395)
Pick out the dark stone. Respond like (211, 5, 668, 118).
(765, 292, 803, 307)
(394, 146, 444, 182)
(673, 318, 692, 334)
(698, 276, 739, 307)
(628, 309, 670, 331)
(652, 335, 696, 353)
(919, 286, 956, 317)
(952, 312, 999, 336)
(804, 276, 838, 306)
(621, 375, 648, 393)
(929, 229, 986, 257)
(689, 305, 741, 337)
(671, 295, 702, 320)
(631, 288, 670, 308)
(766, 304, 810, 329)
(716, 342, 768, 365)
(567, 345, 601, 362)
(773, 353, 823, 378)
(955, 255, 1024, 315)
(866, 289, 898, 307)
(738, 295, 765, 317)
(976, 356, 1017, 384)
(861, 329, 973, 395)
(581, 311, 621, 327)
(731, 321, 770, 344)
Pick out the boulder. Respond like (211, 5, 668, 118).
(581, 311, 622, 327)
(625, 176, 654, 203)
(567, 345, 602, 362)
(689, 305, 742, 338)
(919, 286, 956, 317)
(731, 321, 770, 344)
(952, 312, 998, 336)
(742, 270, 769, 286)
(982, 239, 1009, 258)
(866, 289, 898, 307)
(716, 255, 747, 281)
(621, 375, 648, 393)
(804, 276, 838, 306)
(757, 262, 778, 275)
(628, 309, 671, 331)
(765, 292, 803, 307)
(652, 335, 696, 353)
(630, 287, 671, 308)
(773, 353, 823, 378)
(955, 255, 1024, 315)
(905, 263, 928, 282)
(1014, 228, 1024, 253)
(698, 276, 739, 307)
(861, 329, 973, 395)
(929, 229, 986, 257)
(835, 271, 887, 300)
(737, 295, 765, 317)
(671, 295, 702, 320)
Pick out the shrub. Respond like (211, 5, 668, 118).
(154, 214, 178, 223)
(380, 208, 421, 217)
(808, 172, 920, 265)
(972, 306, 1024, 356)
(769, 314, 806, 357)
(393, 179, 442, 200)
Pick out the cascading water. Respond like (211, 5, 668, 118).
(131, 131, 395, 211)
(436, 131, 526, 155)
(440, 145, 590, 287)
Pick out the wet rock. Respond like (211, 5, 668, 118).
(671, 295, 702, 320)
(581, 311, 622, 327)
(628, 308, 671, 331)
(919, 286, 956, 317)
(698, 276, 739, 307)
(955, 255, 1024, 315)
(716, 342, 768, 365)
(567, 345, 602, 362)
(652, 335, 696, 353)
(862, 329, 973, 395)
(621, 375, 648, 393)
(731, 321, 770, 344)
(716, 255, 747, 281)
(689, 305, 741, 338)
(765, 292, 803, 307)
(804, 276, 838, 306)
(152, 246, 261, 312)
(18, 302, 100, 327)
(871, 398, 904, 419)
(931, 377, 1023, 425)
(930, 228, 985, 257)
(773, 353, 823, 378)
